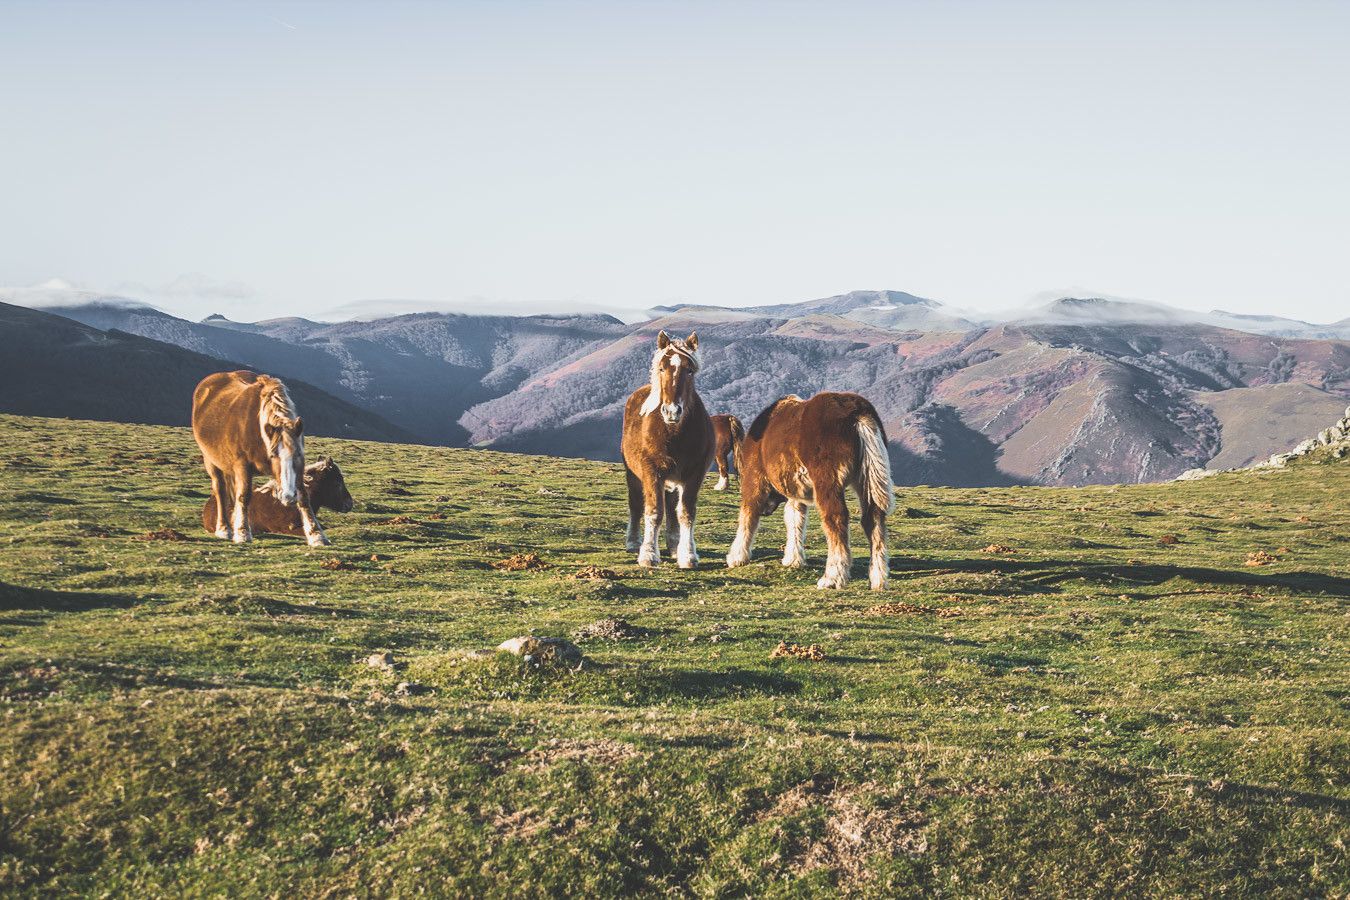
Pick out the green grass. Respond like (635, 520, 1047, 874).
(1, 413, 1347, 897)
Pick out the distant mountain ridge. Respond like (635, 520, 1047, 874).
(0, 302, 412, 443)
(11, 287, 1350, 486)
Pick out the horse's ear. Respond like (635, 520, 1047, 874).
(657, 330, 671, 349)
(686, 332, 698, 351)
(293, 417, 304, 436)
(263, 421, 279, 443)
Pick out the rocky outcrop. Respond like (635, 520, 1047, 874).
(1176, 405, 1350, 480)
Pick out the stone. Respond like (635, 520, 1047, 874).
(395, 681, 430, 696)
(365, 652, 396, 670)
(497, 636, 584, 666)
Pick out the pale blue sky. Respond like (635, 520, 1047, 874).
(2, 1, 1346, 322)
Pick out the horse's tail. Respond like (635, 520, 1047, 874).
(728, 415, 745, 454)
(856, 410, 895, 514)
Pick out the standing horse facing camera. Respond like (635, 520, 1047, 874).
(191, 371, 329, 546)
(710, 414, 744, 491)
(726, 392, 895, 590)
(621, 331, 715, 568)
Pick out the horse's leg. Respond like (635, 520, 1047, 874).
(664, 488, 679, 555)
(230, 466, 253, 543)
(208, 464, 232, 539)
(814, 481, 851, 589)
(624, 467, 643, 552)
(782, 500, 809, 568)
(296, 484, 330, 547)
(726, 478, 766, 567)
(714, 450, 729, 491)
(860, 497, 889, 591)
(675, 481, 700, 568)
(637, 473, 663, 567)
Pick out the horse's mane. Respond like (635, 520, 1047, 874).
(257, 375, 298, 428)
(639, 335, 701, 416)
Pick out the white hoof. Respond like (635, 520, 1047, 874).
(637, 546, 660, 567)
(307, 531, 331, 547)
(714, 476, 728, 491)
(232, 530, 252, 544)
(215, 527, 231, 540)
(782, 554, 804, 568)
(678, 551, 699, 569)
(726, 549, 750, 568)
(816, 575, 846, 590)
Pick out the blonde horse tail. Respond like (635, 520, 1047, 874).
(856, 412, 895, 514)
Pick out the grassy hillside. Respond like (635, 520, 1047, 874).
(0, 414, 1346, 896)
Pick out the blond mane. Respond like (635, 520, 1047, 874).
(639, 335, 702, 417)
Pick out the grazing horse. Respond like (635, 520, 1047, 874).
(621, 331, 715, 567)
(191, 370, 329, 546)
(726, 392, 895, 590)
(710, 414, 744, 491)
(202, 457, 353, 538)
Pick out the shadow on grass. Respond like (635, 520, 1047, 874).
(0, 580, 137, 615)
(895, 556, 1350, 599)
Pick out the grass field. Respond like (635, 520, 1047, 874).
(0, 413, 1346, 897)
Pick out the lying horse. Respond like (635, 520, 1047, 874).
(202, 457, 353, 538)
(710, 414, 744, 491)
(192, 370, 329, 546)
(621, 331, 715, 567)
(726, 392, 895, 590)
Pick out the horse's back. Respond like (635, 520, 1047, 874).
(192, 371, 264, 465)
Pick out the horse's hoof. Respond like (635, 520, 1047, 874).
(637, 549, 660, 567)
(713, 477, 728, 491)
(781, 556, 804, 568)
(215, 528, 231, 540)
(308, 533, 331, 547)
(232, 533, 252, 544)
(678, 554, 698, 569)
(816, 576, 846, 590)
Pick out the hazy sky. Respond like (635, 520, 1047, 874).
(2, 1, 1347, 323)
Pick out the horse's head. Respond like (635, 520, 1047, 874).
(641, 330, 701, 426)
(304, 457, 355, 513)
(261, 414, 305, 506)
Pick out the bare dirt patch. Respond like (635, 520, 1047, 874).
(981, 543, 1015, 554)
(763, 777, 928, 888)
(519, 737, 641, 772)
(570, 565, 619, 581)
(376, 515, 417, 526)
(1245, 550, 1280, 567)
(320, 558, 356, 571)
(493, 552, 549, 571)
(573, 618, 649, 642)
(863, 602, 962, 618)
(770, 641, 826, 661)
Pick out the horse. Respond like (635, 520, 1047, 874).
(621, 331, 715, 568)
(726, 392, 895, 590)
(202, 457, 353, 538)
(710, 414, 744, 491)
(191, 370, 329, 546)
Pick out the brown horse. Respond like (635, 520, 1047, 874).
(726, 392, 894, 590)
(191, 370, 328, 546)
(202, 457, 353, 538)
(621, 331, 715, 567)
(710, 414, 744, 491)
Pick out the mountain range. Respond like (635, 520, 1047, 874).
(5, 286, 1348, 486)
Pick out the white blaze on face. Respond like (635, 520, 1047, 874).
(277, 437, 300, 505)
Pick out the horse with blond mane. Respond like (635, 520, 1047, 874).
(726, 392, 894, 589)
(191, 370, 330, 546)
(621, 331, 715, 567)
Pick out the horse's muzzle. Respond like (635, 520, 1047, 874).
(661, 403, 684, 425)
